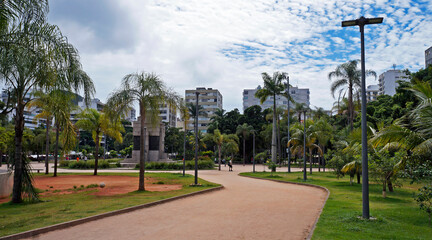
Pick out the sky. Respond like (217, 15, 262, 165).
(47, 0, 432, 112)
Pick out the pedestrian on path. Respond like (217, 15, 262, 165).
(228, 159, 233, 171)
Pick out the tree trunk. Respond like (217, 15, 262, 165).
(271, 94, 277, 164)
(323, 146, 326, 172)
(388, 180, 394, 192)
(357, 172, 361, 184)
(218, 144, 221, 171)
(12, 101, 25, 203)
(318, 156, 321, 172)
(45, 117, 50, 174)
(348, 84, 353, 131)
(94, 132, 100, 176)
(53, 123, 60, 177)
(382, 181, 387, 198)
(309, 148, 313, 174)
(277, 119, 281, 167)
(138, 106, 146, 191)
(183, 127, 186, 176)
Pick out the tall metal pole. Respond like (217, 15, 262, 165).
(287, 77, 291, 173)
(194, 91, 200, 185)
(303, 111, 307, 181)
(253, 132, 256, 173)
(359, 18, 370, 219)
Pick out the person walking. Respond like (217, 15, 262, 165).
(228, 159, 233, 171)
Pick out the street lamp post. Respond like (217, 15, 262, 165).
(287, 76, 291, 173)
(183, 129, 186, 177)
(303, 110, 307, 181)
(342, 16, 383, 219)
(194, 91, 200, 185)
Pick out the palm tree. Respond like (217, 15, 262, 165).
(204, 129, 224, 170)
(255, 72, 287, 163)
(288, 120, 322, 174)
(28, 90, 78, 177)
(76, 108, 124, 175)
(236, 123, 253, 166)
(341, 160, 362, 185)
(294, 102, 307, 122)
(329, 60, 376, 130)
(179, 100, 189, 176)
(265, 106, 285, 165)
(209, 109, 225, 131)
(222, 134, 239, 163)
(0, 13, 95, 202)
(314, 118, 333, 172)
(106, 72, 180, 191)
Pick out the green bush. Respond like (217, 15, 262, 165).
(59, 160, 70, 167)
(67, 160, 111, 169)
(135, 160, 214, 170)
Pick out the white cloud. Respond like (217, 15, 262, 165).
(48, 0, 432, 112)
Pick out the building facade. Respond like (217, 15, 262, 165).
(159, 104, 177, 127)
(426, 46, 432, 68)
(378, 70, 409, 96)
(242, 85, 310, 112)
(366, 84, 379, 102)
(185, 87, 223, 133)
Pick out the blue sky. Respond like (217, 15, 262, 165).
(48, 0, 432, 111)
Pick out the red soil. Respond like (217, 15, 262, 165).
(0, 175, 182, 203)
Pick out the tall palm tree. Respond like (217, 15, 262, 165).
(266, 106, 286, 165)
(236, 123, 253, 166)
(106, 72, 180, 191)
(294, 102, 307, 122)
(0, 13, 94, 202)
(329, 60, 376, 130)
(222, 134, 239, 163)
(255, 72, 287, 163)
(179, 100, 189, 176)
(76, 108, 124, 175)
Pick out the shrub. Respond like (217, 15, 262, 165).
(415, 185, 432, 225)
(59, 160, 70, 167)
(67, 160, 111, 169)
(135, 160, 215, 170)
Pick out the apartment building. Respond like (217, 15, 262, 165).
(243, 85, 310, 112)
(185, 87, 223, 133)
(378, 70, 409, 96)
(366, 85, 379, 102)
(426, 46, 432, 67)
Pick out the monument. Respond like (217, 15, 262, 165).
(122, 116, 168, 166)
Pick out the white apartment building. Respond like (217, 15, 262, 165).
(242, 85, 310, 112)
(366, 85, 379, 102)
(159, 104, 176, 128)
(185, 87, 223, 133)
(426, 46, 432, 68)
(1, 89, 43, 129)
(378, 70, 409, 96)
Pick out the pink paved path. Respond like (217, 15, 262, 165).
(23, 165, 327, 240)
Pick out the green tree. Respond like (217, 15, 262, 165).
(204, 129, 224, 170)
(76, 108, 124, 175)
(106, 72, 180, 191)
(0, 9, 94, 202)
(329, 60, 376, 130)
(255, 72, 287, 163)
(236, 123, 253, 166)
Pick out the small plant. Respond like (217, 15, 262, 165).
(265, 160, 277, 175)
(154, 181, 164, 184)
(415, 185, 432, 225)
(80, 185, 84, 188)
(73, 185, 77, 189)
(86, 184, 99, 188)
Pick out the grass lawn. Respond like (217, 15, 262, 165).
(0, 172, 219, 237)
(240, 171, 431, 240)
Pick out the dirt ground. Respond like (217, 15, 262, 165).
(0, 175, 181, 203)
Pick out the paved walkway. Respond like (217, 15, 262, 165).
(19, 164, 327, 240)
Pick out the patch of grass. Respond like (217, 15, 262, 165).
(240, 171, 431, 240)
(0, 172, 220, 237)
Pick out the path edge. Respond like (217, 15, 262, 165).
(0, 186, 224, 240)
(239, 174, 330, 240)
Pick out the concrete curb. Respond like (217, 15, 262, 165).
(1, 186, 224, 240)
(239, 174, 330, 240)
